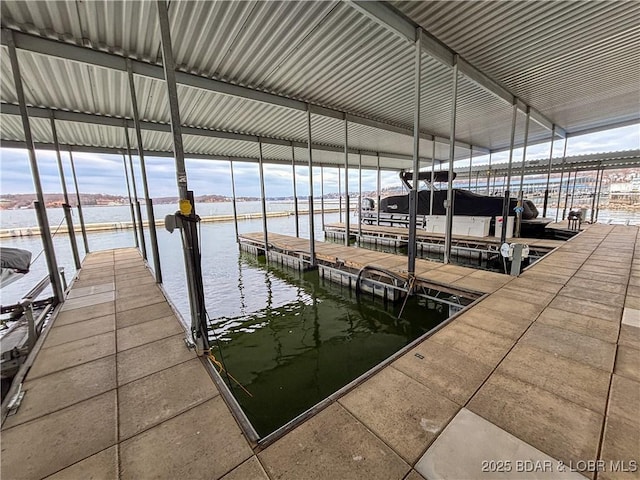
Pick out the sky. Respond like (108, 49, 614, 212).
(0, 124, 638, 199)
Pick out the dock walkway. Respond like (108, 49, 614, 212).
(239, 231, 512, 296)
(2, 224, 638, 479)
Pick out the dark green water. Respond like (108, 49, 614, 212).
(209, 255, 448, 437)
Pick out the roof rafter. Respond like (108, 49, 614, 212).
(0, 28, 488, 155)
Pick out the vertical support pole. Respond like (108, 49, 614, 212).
(376, 154, 381, 225)
(500, 102, 518, 245)
(590, 169, 600, 223)
(475, 171, 479, 192)
(258, 138, 269, 253)
(443, 55, 459, 265)
(595, 167, 604, 222)
(338, 166, 342, 223)
(291, 144, 300, 237)
(515, 108, 530, 238)
(555, 137, 569, 222)
(320, 165, 325, 231)
(486, 153, 492, 195)
(542, 125, 556, 217)
(127, 60, 161, 283)
(157, 0, 208, 353)
(408, 28, 422, 275)
(344, 116, 350, 246)
(468, 147, 473, 190)
(306, 108, 316, 266)
(563, 170, 572, 220)
(50, 115, 81, 270)
(124, 127, 147, 260)
(122, 154, 140, 248)
(429, 141, 436, 215)
(68, 150, 90, 254)
(7, 32, 63, 302)
(230, 161, 239, 242)
(358, 152, 362, 240)
(570, 170, 577, 210)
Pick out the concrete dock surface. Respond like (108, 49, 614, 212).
(1, 223, 638, 479)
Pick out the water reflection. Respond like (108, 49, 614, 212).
(209, 255, 447, 437)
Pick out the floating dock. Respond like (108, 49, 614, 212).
(2, 224, 639, 479)
(324, 222, 566, 259)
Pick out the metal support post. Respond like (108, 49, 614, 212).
(475, 171, 479, 192)
(338, 166, 342, 223)
(408, 28, 422, 274)
(344, 116, 350, 246)
(229, 161, 239, 242)
(7, 33, 64, 303)
(68, 150, 89, 254)
(468, 147, 473, 190)
(50, 115, 81, 270)
(591, 170, 600, 223)
(376, 154, 381, 225)
(429, 141, 436, 215)
(589, 170, 599, 223)
(122, 154, 140, 248)
(570, 171, 577, 210)
(157, 0, 208, 353)
(515, 108, 530, 238)
(258, 138, 269, 252)
(124, 127, 147, 260)
(500, 102, 518, 245)
(555, 138, 569, 222)
(595, 167, 604, 222)
(486, 153, 492, 195)
(358, 152, 362, 240)
(291, 144, 300, 237)
(128, 59, 162, 283)
(443, 56, 459, 265)
(306, 108, 316, 266)
(542, 125, 556, 217)
(320, 165, 325, 231)
(563, 170, 572, 220)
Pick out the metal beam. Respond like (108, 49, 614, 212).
(121, 153, 140, 249)
(258, 138, 269, 253)
(7, 33, 64, 302)
(407, 27, 422, 276)
(157, 0, 207, 355)
(1, 28, 485, 153)
(229, 161, 239, 242)
(68, 149, 89, 254)
(443, 58, 459, 265)
(500, 102, 519, 245)
(50, 114, 81, 270)
(349, 1, 562, 136)
(306, 108, 316, 266)
(291, 144, 300, 237)
(124, 126, 147, 260)
(0, 103, 449, 165)
(344, 116, 350, 246)
(128, 59, 162, 283)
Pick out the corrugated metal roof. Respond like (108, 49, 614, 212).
(0, 0, 638, 170)
(393, 0, 640, 132)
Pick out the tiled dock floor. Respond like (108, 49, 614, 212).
(2, 224, 639, 479)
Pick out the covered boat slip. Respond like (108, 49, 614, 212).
(2, 226, 638, 479)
